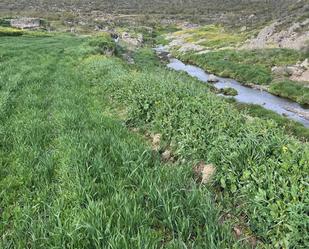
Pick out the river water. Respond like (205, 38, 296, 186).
(155, 46, 309, 127)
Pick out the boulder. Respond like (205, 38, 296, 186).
(208, 74, 219, 83)
(271, 66, 289, 76)
(10, 18, 41, 29)
(240, 26, 247, 32)
(300, 59, 309, 69)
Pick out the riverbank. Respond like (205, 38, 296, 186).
(161, 53, 309, 129)
(163, 24, 309, 105)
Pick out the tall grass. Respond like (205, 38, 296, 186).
(80, 48, 309, 248)
(1, 34, 308, 248)
(0, 35, 240, 248)
(269, 80, 309, 105)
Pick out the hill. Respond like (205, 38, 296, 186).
(0, 0, 308, 27)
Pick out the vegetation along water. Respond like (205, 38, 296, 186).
(0, 0, 309, 248)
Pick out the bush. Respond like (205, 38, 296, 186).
(88, 33, 115, 55)
(0, 18, 11, 27)
(219, 87, 238, 96)
(0, 27, 23, 36)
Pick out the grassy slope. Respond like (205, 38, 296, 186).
(0, 35, 239, 248)
(1, 34, 309, 248)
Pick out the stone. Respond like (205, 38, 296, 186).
(151, 134, 161, 150)
(10, 18, 41, 29)
(240, 26, 247, 32)
(208, 74, 219, 83)
(162, 150, 171, 161)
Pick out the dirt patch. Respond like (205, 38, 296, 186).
(193, 162, 216, 184)
(151, 133, 161, 151)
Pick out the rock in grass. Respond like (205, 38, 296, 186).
(162, 149, 171, 161)
(207, 74, 219, 83)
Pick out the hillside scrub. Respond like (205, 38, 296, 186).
(1, 0, 307, 29)
(81, 47, 309, 248)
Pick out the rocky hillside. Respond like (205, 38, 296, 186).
(1, 0, 308, 27)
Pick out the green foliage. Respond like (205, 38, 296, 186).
(88, 33, 115, 55)
(177, 48, 305, 85)
(219, 87, 238, 96)
(0, 27, 23, 36)
(0, 34, 240, 249)
(81, 49, 309, 248)
(0, 18, 10, 27)
(231, 101, 309, 141)
(269, 80, 309, 105)
(180, 24, 246, 49)
(133, 48, 161, 68)
(1, 33, 309, 248)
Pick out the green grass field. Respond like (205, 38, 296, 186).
(1, 34, 309, 248)
(0, 35, 241, 248)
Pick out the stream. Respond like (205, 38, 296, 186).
(155, 46, 309, 128)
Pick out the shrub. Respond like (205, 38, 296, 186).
(219, 87, 238, 96)
(0, 27, 23, 36)
(88, 33, 115, 55)
(0, 18, 11, 27)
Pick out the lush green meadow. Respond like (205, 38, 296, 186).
(0, 33, 309, 248)
(0, 34, 241, 248)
